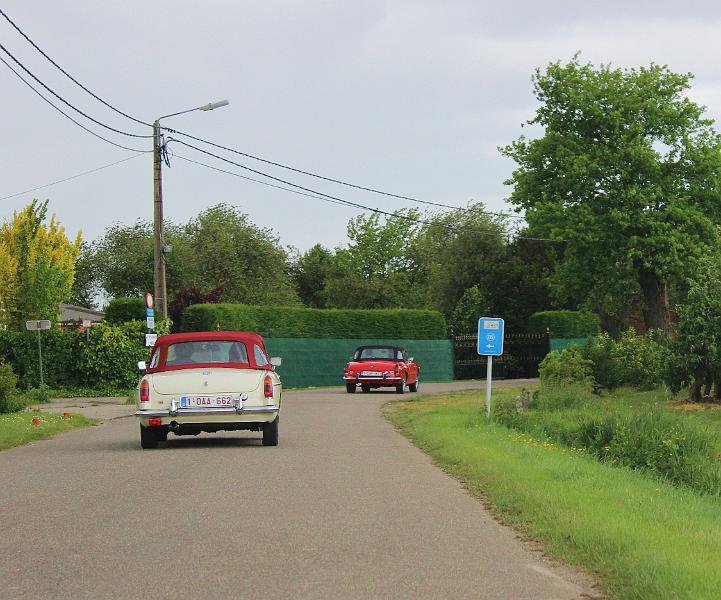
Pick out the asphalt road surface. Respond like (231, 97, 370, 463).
(0, 382, 602, 599)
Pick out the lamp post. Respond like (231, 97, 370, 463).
(153, 99, 229, 320)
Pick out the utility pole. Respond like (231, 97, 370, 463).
(152, 100, 228, 322)
(152, 120, 168, 320)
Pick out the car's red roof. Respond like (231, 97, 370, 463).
(153, 331, 265, 348)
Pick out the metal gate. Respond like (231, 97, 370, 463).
(453, 332, 550, 380)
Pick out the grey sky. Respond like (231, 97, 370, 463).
(2, 1, 721, 253)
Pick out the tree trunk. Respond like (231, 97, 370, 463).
(639, 268, 670, 333)
(689, 377, 704, 403)
(713, 379, 721, 403)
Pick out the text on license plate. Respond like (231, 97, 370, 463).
(180, 395, 236, 408)
(360, 371, 382, 377)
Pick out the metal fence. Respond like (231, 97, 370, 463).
(452, 332, 551, 379)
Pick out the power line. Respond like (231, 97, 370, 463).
(168, 138, 561, 242)
(0, 7, 151, 128)
(0, 153, 145, 201)
(0, 10, 522, 220)
(0, 42, 151, 138)
(0, 54, 151, 152)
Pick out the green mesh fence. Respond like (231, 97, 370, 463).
(264, 338, 454, 388)
(550, 338, 591, 352)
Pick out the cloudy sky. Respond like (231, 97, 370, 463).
(2, 1, 721, 253)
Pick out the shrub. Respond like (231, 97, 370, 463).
(182, 304, 448, 339)
(580, 330, 669, 390)
(0, 360, 26, 413)
(528, 310, 600, 337)
(538, 346, 595, 391)
(104, 297, 146, 324)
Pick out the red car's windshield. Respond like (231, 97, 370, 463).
(166, 340, 249, 366)
(354, 347, 403, 361)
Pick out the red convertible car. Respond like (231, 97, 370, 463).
(343, 345, 420, 394)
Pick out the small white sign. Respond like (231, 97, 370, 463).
(484, 321, 500, 330)
(146, 316, 155, 330)
(82, 319, 92, 328)
(145, 333, 158, 347)
(25, 320, 51, 331)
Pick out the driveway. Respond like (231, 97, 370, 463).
(0, 380, 602, 599)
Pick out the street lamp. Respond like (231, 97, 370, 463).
(153, 99, 229, 320)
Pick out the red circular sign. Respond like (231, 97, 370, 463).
(145, 293, 154, 309)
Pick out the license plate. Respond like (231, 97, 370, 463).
(179, 395, 238, 409)
(360, 371, 382, 377)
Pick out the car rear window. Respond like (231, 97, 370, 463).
(165, 341, 249, 366)
(355, 347, 402, 360)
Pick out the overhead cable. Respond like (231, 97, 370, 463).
(168, 138, 561, 242)
(0, 55, 151, 152)
(0, 153, 145, 201)
(0, 42, 151, 138)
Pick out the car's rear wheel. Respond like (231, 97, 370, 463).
(140, 425, 159, 449)
(346, 383, 356, 393)
(396, 376, 406, 394)
(262, 416, 279, 446)
(361, 385, 371, 393)
(409, 377, 420, 393)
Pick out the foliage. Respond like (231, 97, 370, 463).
(182, 304, 448, 339)
(104, 297, 146, 324)
(69, 241, 99, 308)
(0, 200, 81, 330)
(502, 57, 721, 331)
(538, 347, 595, 391)
(666, 254, 721, 400)
(449, 285, 492, 333)
(168, 286, 224, 333)
(528, 310, 600, 337)
(290, 244, 336, 308)
(0, 360, 24, 414)
(0, 411, 95, 450)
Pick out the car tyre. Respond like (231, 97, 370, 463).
(346, 383, 356, 393)
(396, 376, 406, 394)
(140, 425, 159, 449)
(263, 416, 279, 446)
(409, 377, 420, 393)
(361, 385, 371, 393)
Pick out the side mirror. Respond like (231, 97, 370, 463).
(408, 357, 414, 362)
(270, 357, 282, 367)
(137, 360, 147, 371)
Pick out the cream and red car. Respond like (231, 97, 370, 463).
(343, 345, 420, 394)
(135, 331, 282, 449)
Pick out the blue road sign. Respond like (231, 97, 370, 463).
(146, 308, 154, 317)
(477, 318, 504, 356)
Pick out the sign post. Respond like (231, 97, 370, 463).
(477, 317, 504, 419)
(145, 293, 156, 347)
(25, 320, 51, 387)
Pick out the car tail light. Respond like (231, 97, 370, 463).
(140, 379, 150, 402)
(148, 418, 162, 427)
(264, 374, 273, 398)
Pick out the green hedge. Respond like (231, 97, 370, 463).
(182, 304, 448, 339)
(0, 320, 170, 392)
(528, 311, 600, 337)
(105, 297, 147, 324)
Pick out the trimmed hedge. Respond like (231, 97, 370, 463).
(181, 304, 448, 339)
(528, 310, 600, 337)
(105, 297, 146, 324)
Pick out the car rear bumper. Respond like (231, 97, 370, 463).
(343, 376, 403, 383)
(136, 404, 280, 418)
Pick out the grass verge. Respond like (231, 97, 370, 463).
(0, 411, 96, 450)
(384, 389, 721, 600)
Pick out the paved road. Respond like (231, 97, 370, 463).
(1, 382, 602, 599)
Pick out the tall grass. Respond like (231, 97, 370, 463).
(494, 385, 721, 496)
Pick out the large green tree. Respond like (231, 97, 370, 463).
(502, 58, 721, 332)
(290, 244, 336, 308)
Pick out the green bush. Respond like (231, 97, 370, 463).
(104, 297, 146, 324)
(181, 304, 448, 339)
(538, 346, 595, 391)
(580, 330, 669, 391)
(0, 360, 25, 413)
(528, 310, 600, 337)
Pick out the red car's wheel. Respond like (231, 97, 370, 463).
(409, 376, 419, 393)
(346, 383, 356, 393)
(396, 376, 406, 394)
